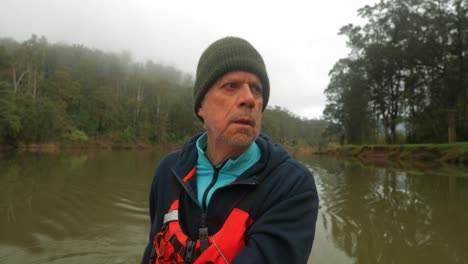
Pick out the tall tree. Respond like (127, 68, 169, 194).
(325, 0, 468, 144)
(0, 82, 20, 144)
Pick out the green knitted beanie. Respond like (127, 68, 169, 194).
(193, 36, 270, 120)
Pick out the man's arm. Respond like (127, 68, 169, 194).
(141, 177, 157, 264)
(233, 162, 319, 264)
(141, 151, 179, 264)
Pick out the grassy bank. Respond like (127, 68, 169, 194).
(1, 140, 315, 155)
(0, 140, 181, 153)
(321, 142, 468, 164)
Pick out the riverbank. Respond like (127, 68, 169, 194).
(320, 142, 468, 164)
(4, 141, 467, 165)
(0, 140, 181, 153)
(0, 140, 312, 155)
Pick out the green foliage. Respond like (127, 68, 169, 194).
(62, 129, 88, 142)
(325, 0, 468, 144)
(324, 59, 376, 145)
(18, 96, 68, 142)
(339, 145, 364, 156)
(0, 82, 21, 144)
(326, 142, 340, 151)
(0, 46, 11, 80)
(0, 35, 324, 147)
(262, 106, 328, 146)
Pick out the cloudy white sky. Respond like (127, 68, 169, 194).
(1, 0, 377, 119)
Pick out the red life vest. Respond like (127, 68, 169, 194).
(149, 199, 253, 264)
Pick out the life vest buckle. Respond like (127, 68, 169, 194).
(199, 227, 209, 252)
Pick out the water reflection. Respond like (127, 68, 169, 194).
(0, 151, 163, 263)
(303, 155, 468, 264)
(2, 151, 468, 263)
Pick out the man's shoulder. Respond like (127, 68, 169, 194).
(257, 134, 310, 171)
(268, 157, 312, 181)
(158, 133, 201, 166)
(256, 134, 315, 191)
(158, 150, 182, 166)
(153, 136, 199, 179)
(256, 133, 289, 159)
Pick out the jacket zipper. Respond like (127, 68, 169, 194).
(201, 166, 221, 210)
(199, 161, 230, 253)
(185, 238, 195, 263)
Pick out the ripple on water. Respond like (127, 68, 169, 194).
(1, 225, 147, 264)
(114, 196, 148, 221)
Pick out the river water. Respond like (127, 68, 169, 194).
(0, 150, 467, 264)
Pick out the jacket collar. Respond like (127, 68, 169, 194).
(172, 133, 290, 186)
(195, 132, 261, 176)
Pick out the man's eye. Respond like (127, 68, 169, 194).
(224, 82, 238, 89)
(251, 84, 262, 94)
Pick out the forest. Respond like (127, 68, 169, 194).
(1, 0, 466, 149)
(323, 0, 468, 144)
(0, 35, 326, 148)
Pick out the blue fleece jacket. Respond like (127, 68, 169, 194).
(142, 133, 319, 264)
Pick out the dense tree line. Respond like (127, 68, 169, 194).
(0, 35, 326, 147)
(324, 0, 468, 144)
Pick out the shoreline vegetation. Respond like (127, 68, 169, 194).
(318, 142, 468, 165)
(3, 141, 468, 177)
(0, 36, 326, 152)
(0, 140, 181, 153)
(4, 140, 468, 166)
(0, 140, 315, 157)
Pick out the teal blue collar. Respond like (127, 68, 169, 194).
(196, 133, 261, 176)
(195, 133, 261, 206)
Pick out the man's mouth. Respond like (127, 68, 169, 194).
(233, 117, 254, 126)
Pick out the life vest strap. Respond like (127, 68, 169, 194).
(199, 227, 209, 252)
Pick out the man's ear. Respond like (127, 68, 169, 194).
(197, 107, 204, 119)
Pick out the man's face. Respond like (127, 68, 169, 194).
(197, 71, 263, 148)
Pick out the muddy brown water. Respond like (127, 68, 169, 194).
(1, 151, 467, 264)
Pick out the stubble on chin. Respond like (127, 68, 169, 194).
(219, 130, 259, 147)
(204, 114, 261, 148)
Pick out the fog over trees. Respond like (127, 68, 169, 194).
(1, 0, 466, 148)
(0, 35, 326, 147)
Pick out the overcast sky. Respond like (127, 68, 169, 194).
(1, 0, 377, 119)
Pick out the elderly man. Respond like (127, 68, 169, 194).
(141, 37, 318, 264)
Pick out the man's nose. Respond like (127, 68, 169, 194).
(238, 83, 255, 109)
